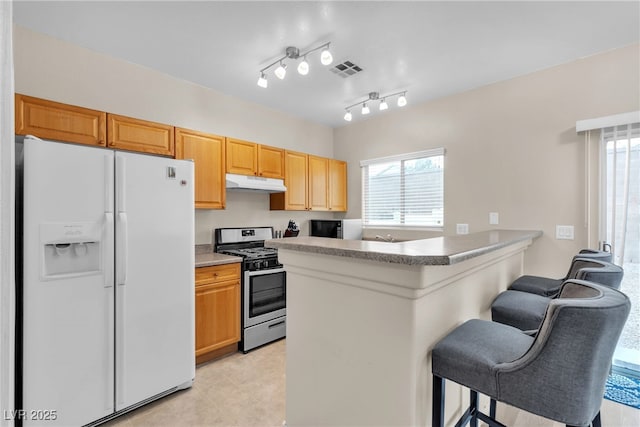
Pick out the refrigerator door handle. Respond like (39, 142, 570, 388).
(116, 285, 127, 408)
(104, 212, 114, 288)
(117, 212, 128, 286)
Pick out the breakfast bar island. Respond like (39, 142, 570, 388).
(266, 229, 542, 427)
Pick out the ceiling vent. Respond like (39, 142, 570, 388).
(330, 61, 363, 78)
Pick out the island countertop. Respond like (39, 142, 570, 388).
(265, 229, 542, 266)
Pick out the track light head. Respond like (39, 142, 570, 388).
(274, 62, 287, 80)
(257, 72, 268, 88)
(344, 110, 352, 122)
(320, 44, 333, 65)
(379, 99, 388, 111)
(297, 57, 309, 75)
(361, 103, 370, 115)
(397, 93, 407, 107)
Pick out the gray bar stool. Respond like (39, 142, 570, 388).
(509, 249, 612, 296)
(492, 260, 623, 331)
(432, 280, 630, 427)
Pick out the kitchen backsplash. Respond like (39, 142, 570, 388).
(195, 190, 337, 244)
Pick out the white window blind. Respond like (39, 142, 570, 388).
(360, 148, 444, 228)
(601, 122, 640, 266)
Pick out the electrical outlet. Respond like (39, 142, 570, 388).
(489, 212, 499, 225)
(556, 225, 574, 240)
(456, 224, 469, 235)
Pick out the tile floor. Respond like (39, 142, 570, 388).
(105, 338, 639, 426)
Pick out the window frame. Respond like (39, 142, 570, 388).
(360, 148, 445, 231)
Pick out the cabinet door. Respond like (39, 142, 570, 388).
(258, 145, 284, 179)
(226, 138, 257, 176)
(195, 280, 241, 357)
(283, 151, 309, 210)
(308, 155, 329, 211)
(107, 113, 175, 156)
(329, 159, 348, 212)
(195, 264, 241, 285)
(176, 128, 226, 209)
(15, 94, 106, 146)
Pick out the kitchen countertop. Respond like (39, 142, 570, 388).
(265, 229, 543, 266)
(195, 244, 242, 268)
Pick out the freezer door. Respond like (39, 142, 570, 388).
(114, 152, 194, 411)
(21, 137, 115, 426)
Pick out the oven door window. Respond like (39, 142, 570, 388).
(249, 271, 286, 318)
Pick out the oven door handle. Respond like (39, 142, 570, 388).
(247, 267, 286, 276)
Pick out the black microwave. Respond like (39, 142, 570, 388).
(310, 219, 362, 240)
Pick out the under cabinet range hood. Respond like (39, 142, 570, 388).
(225, 173, 287, 193)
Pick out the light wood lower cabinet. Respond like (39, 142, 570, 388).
(15, 94, 106, 146)
(195, 263, 241, 364)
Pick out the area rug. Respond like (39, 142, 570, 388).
(604, 373, 640, 409)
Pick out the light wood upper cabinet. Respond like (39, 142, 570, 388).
(226, 138, 258, 176)
(271, 153, 348, 212)
(107, 113, 175, 156)
(271, 150, 308, 211)
(175, 128, 226, 209)
(195, 263, 241, 364)
(226, 138, 284, 179)
(15, 94, 106, 146)
(308, 155, 330, 211)
(257, 145, 285, 179)
(329, 159, 348, 211)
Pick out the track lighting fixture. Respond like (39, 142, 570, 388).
(257, 42, 333, 88)
(343, 91, 408, 121)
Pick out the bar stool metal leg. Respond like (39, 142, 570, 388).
(432, 375, 445, 427)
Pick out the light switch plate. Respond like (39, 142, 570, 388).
(456, 224, 469, 235)
(489, 212, 499, 225)
(556, 225, 575, 240)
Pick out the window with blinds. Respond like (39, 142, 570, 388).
(360, 148, 444, 228)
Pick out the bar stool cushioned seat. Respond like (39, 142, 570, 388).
(509, 249, 612, 297)
(492, 260, 623, 331)
(432, 280, 630, 427)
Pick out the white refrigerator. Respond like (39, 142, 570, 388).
(17, 136, 195, 426)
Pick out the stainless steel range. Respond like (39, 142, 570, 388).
(214, 227, 286, 353)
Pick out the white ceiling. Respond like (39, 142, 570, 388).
(13, 1, 640, 128)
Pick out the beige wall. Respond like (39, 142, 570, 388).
(13, 26, 336, 244)
(13, 26, 640, 273)
(334, 44, 640, 276)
